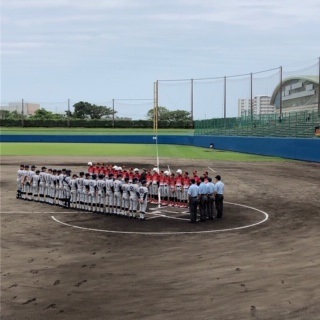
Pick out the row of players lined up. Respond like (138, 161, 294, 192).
(16, 164, 150, 220)
(16, 163, 224, 222)
(87, 162, 211, 207)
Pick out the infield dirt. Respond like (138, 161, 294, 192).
(1, 156, 320, 320)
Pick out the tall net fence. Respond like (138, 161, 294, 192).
(157, 58, 320, 138)
(1, 58, 319, 137)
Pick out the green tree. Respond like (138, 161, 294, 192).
(146, 106, 170, 121)
(29, 108, 65, 120)
(146, 107, 191, 122)
(167, 110, 191, 122)
(5, 110, 27, 120)
(72, 101, 115, 119)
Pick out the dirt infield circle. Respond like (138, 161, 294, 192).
(50, 201, 269, 235)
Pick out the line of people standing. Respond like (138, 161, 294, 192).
(187, 175, 225, 223)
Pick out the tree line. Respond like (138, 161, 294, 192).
(1, 101, 191, 123)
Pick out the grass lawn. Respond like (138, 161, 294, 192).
(0, 143, 287, 162)
(0, 127, 194, 135)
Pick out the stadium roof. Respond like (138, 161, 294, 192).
(270, 76, 319, 105)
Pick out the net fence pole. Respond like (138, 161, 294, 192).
(112, 99, 115, 128)
(224, 76, 227, 119)
(250, 72, 253, 122)
(67, 99, 70, 127)
(279, 66, 283, 117)
(318, 57, 320, 115)
(191, 78, 194, 128)
(21, 99, 24, 127)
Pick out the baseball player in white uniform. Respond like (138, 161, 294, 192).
(63, 170, 72, 208)
(96, 174, 106, 213)
(20, 165, 30, 200)
(16, 164, 25, 199)
(105, 173, 115, 214)
(83, 173, 91, 211)
(69, 174, 78, 208)
(30, 170, 40, 201)
(120, 177, 130, 217)
(128, 178, 139, 218)
(138, 180, 149, 220)
(113, 174, 123, 215)
(87, 174, 97, 211)
(38, 166, 47, 203)
(76, 172, 85, 209)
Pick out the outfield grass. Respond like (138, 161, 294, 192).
(0, 127, 194, 135)
(0, 143, 287, 162)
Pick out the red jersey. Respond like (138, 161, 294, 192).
(175, 175, 183, 186)
(193, 175, 200, 185)
(183, 176, 190, 188)
(152, 173, 159, 184)
(128, 172, 134, 182)
(159, 175, 165, 185)
(146, 173, 152, 183)
(169, 176, 176, 190)
(88, 166, 94, 174)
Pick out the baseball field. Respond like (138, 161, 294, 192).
(1, 135, 320, 319)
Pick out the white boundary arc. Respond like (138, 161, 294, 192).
(51, 201, 269, 236)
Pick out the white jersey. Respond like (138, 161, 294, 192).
(88, 179, 97, 194)
(17, 169, 25, 182)
(32, 174, 40, 187)
(105, 178, 114, 192)
(21, 169, 28, 183)
(138, 186, 148, 200)
(44, 172, 53, 186)
(76, 177, 85, 191)
(121, 183, 130, 198)
(128, 183, 139, 199)
(58, 173, 65, 188)
(63, 176, 71, 189)
(114, 179, 122, 193)
(96, 179, 106, 194)
(69, 178, 78, 191)
(39, 171, 46, 184)
(52, 174, 59, 188)
(83, 178, 90, 193)
(27, 170, 35, 182)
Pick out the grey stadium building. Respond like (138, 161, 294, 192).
(270, 76, 319, 114)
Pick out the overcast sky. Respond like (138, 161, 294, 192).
(1, 0, 320, 118)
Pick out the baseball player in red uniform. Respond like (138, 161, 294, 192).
(182, 172, 191, 208)
(175, 169, 184, 207)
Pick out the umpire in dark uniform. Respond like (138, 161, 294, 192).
(187, 178, 199, 223)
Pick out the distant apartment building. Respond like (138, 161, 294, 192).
(238, 96, 274, 117)
(0, 102, 40, 116)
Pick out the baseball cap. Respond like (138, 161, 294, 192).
(141, 180, 146, 184)
(215, 175, 221, 180)
(42, 166, 47, 170)
(31, 165, 36, 168)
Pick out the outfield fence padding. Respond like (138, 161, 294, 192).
(1, 134, 319, 162)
